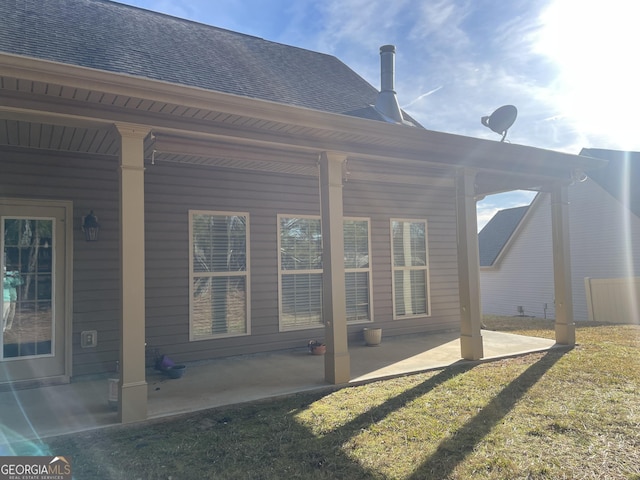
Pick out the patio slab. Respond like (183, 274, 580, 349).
(0, 330, 556, 451)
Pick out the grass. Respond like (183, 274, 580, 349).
(11, 318, 640, 479)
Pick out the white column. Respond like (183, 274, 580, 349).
(319, 151, 350, 384)
(551, 183, 576, 345)
(115, 123, 150, 423)
(456, 169, 484, 360)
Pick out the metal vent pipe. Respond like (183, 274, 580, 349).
(374, 44, 404, 124)
(379, 44, 396, 93)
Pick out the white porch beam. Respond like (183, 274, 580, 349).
(456, 169, 484, 360)
(551, 184, 576, 345)
(319, 151, 351, 384)
(115, 123, 150, 423)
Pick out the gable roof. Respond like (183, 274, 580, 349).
(580, 148, 640, 218)
(0, 0, 418, 125)
(478, 204, 530, 267)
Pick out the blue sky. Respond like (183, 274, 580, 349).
(117, 0, 640, 229)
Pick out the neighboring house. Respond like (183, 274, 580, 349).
(480, 148, 640, 321)
(0, 0, 601, 422)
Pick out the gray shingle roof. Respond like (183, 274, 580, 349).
(580, 148, 640, 218)
(478, 205, 530, 267)
(0, 0, 417, 123)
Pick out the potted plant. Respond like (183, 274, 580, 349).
(155, 354, 187, 379)
(308, 340, 326, 355)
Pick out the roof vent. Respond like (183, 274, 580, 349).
(374, 45, 406, 124)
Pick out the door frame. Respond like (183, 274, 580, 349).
(0, 198, 73, 387)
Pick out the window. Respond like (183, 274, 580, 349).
(278, 215, 372, 331)
(391, 219, 430, 318)
(2, 217, 54, 358)
(189, 211, 249, 340)
(344, 218, 372, 323)
(278, 216, 323, 330)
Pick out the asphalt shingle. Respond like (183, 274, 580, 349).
(0, 0, 414, 122)
(478, 205, 530, 267)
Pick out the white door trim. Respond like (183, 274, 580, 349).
(0, 198, 73, 386)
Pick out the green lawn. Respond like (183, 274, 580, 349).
(17, 319, 640, 479)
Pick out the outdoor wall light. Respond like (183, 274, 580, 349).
(82, 210, 100, 242)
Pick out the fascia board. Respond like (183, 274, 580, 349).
(0, 53, 607, 174)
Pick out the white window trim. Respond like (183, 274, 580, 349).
(277, 214, 323, 332)
(189, 210, 251, 341)
(344, 216, 373, 324)
(390, 218, 431, 320)
(277, 215, 374, 331)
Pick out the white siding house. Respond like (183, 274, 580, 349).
(480, 149, 640, 321)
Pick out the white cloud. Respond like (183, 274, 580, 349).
(401, 86, 443, 109)
(312, 0, 412, 52)
(409, 0, 471, 48)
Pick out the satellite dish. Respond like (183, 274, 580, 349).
(481, 105, 518, 142)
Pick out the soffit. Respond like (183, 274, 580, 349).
(0, 55, 607, 187)
(0, 73, 406, 154)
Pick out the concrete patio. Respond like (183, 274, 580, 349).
(0, 329, 556, 450)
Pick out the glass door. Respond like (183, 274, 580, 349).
(1, 202, 68, 383)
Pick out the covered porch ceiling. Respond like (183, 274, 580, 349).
(0, 53, 606, 193)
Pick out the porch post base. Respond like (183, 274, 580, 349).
(555, 322, 576, 346)
(118, 381, 148, 423)
(324, 352, 351, 385)
(460, 333, 484, 361)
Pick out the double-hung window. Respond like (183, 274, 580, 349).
(391, 219, 430, 318)
(278, 215, 323, 330)
(344, 218, 372, 323)
(278, 215, 373, 330)
(189, 211, 250, 340)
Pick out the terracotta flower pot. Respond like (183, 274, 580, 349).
(308, 340, 326, 355)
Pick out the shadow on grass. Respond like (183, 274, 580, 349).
(286, 362, 478, 479)
(250, 363, 480, 479)
(40, 350, 568, 479)
(333, 361, 476, 433)
(407, 348, 569, 479)
(45, 363, 478, 479)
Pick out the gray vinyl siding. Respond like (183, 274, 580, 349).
(0, 147, 120, 376)
(145, 163, 461, 364)
(144, 163, 315, 362)
(343, 180, 460, 335)
(1, 147, 462, 376)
